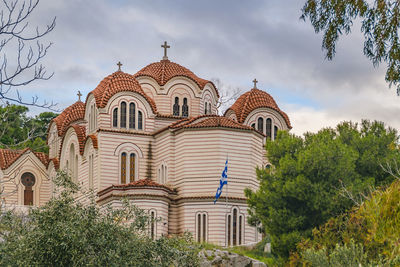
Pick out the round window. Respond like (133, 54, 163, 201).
(21, 172, 36, 187)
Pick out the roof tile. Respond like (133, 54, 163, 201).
(226, 88, 291, 128)
(52, 101, 86, 136)
(90, 71, 157, 112)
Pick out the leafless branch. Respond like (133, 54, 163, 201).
(337, 179, 373, 207)
(380, 159, 400, 180)
(0, 0, 57, 110)
(211, 78, 243, 114)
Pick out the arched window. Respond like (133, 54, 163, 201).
(150, 210, 156, 240)
(208, 103, 211, 114)
(274, 125, 278, 140)
(113, 108, 118, 127)
(251, 123, 255, 129)
(138, 111, 143, 130)
(196, 212, 208, 243)
(89, 154, 94, 189)
(182, 98, 189, 117)
(121, 152, 127, 184)
(129, 103, 136, 129)
(233, 208, 238, 246)
(266, 118, 272, 139)
(197, 213, 201, 242)
(21, 172, 35, 206)
(120, 102, 127, 128)
(129, 153, 135, 183)
(164, 165, 167, 183)
(75, 155, 78, 181)
(257, 117, 264, 133)
(69, 144, 75, 179)
(227, 208, 244, 246)
(227, 214, 231, 246)
(239, 215, 243, 245)
(173, 97, 180, 116)
(204, 102, 208, 114)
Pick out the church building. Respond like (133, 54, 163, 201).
(0, 43, 291, 246)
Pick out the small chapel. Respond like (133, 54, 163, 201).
(0, 42, 291, 246)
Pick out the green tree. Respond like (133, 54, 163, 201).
(301, 0, 400, 94)
(245, 120, 400, 259)
(0, 172, 200, 266)
(0, 103, 57, 152)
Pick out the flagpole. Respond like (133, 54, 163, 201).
(226, 154, 228, 246)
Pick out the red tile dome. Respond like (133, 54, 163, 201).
(225, 88, 291, 128)
(134, 59, 219, 97)
(90, 71, 157, 112)
(52, 101, 85, 136)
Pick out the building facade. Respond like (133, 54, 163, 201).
(0, 46, 291, 246)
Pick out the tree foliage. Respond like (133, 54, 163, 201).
(291, 178, 400, 265)
(301, 0, 400, 94)
(245, 120, 400, 259)
(0, 172, 200, 266)
(0, 103, 57, 152)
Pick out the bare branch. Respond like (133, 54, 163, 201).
(211, 78, 243, 115)
(0, 0, 57, 110)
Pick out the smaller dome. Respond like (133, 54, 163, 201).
(134, 59, 219, 96)
(226, 88, 291, 128)
(53, 101, 86, 136)
(90, 71, 157, 112)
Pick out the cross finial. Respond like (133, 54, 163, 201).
(253, 78, 258, 89)
(117, 61, 123, 71)
(161, 41, 170, 60)
(77, 91, 82, 101)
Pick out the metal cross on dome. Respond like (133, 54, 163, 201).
(77, 91, 82, 101)
(161, 41, 170, 60)
(117, 61, 123, 71)
(253, 78, 258, 89)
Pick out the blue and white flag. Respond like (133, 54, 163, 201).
(214, 159, 228, 204)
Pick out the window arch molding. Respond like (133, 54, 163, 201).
(148, 209, 157, 240)
(226, 206, 245, 247)
(158, 161, 168, 184)
(17, 167, 42, 206)
(195, 211, 208, 243)
(114, 143, 143, 183)
(110, 99, 146, 130)
(243, 108, 286, 131)
(105, 92, 154, 128)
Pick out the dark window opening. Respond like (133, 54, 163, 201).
(173, 97, 180, 116)
(120, 102, 127, 128)
(129, 103, 136, 129)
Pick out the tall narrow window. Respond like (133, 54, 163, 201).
(161, 165, 164, 184)
(197, 214, 201, 242)
(151, 211, 155, 240)
(251, 123, 255, 129)
(182, 98, 189, 117)
(233, 208, 237, 246)
(266, 118, 272, 139)
(138, 111, 143, 130)
(120, 102, 127, 128)
(274, 125, 278, 140)
(239, 215, 243, 245)
(164, 166, 167, 183)
(121, 152, 127, 184)
(228, 215, 231, 246)
(257, 117, 264, 133)
(21, 172, 35, 206)
(173, 97, 180, 116)
(89, 155, 93, 189)
(204, 102, 208, 114)
(113, 108, 118, 127)
(75, 155, 78, 181)
(202, 214, 207, 242)
(129, 153, 135, 183)
(69, 144, 75, 179)
(208, 103, 211, 114)
(129, 103, 136, 129)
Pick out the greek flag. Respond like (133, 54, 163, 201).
(214, 159, 228, 204)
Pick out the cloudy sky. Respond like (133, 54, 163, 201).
(6, 0, 400, 135)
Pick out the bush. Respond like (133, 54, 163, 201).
(0, 172, 199, 266)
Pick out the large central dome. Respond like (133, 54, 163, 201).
(134, 59, 213, 91)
